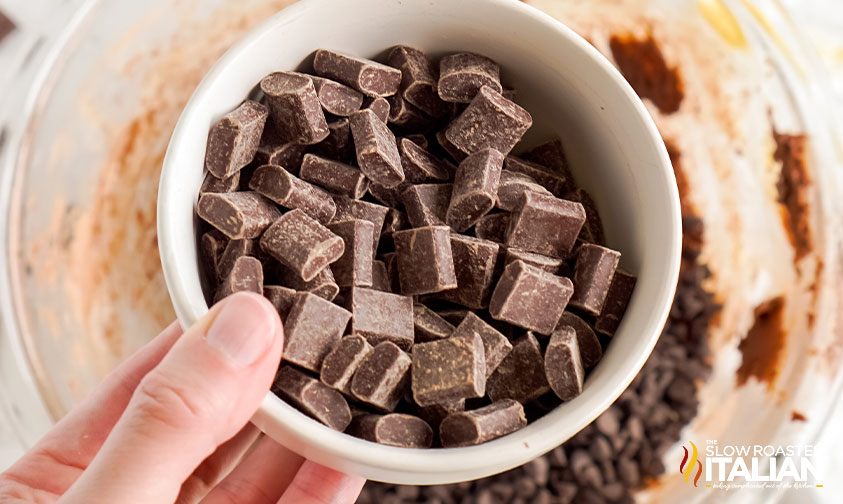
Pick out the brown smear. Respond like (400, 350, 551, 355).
(736, 297, 786, 388)
(609, 34, 684, 114)
(664, 138, 694, 216)
(791, 411, 807, 422)
(0, 10, 15, 44)
(773, 131, 812, 261)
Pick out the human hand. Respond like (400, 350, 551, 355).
(0, 292, 365, 504)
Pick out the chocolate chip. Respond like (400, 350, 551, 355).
(321, 334, 373, 393)
(435, 129, 468, 163)
(570, 244, 621, 315)
(411, 330, 486, 406)
(249, 164, 337, 224)
(261, 72, 329, 144)
(347, 287, 414, 350)
(350, 109, 405, 187)
(446, 148, 504, 232)
(274, 366, 352, 431)
(197, 191, 280, 240)
(349, 413, 434, 448)
(439, 399, 526, 447)
(214, 256, 263, 301)
(260, 209, 345, 282)
(307, 74, 364, 116)
(313, 49, 402, 97)
(557, 312, 602, 368)
(504, 248, 566, 276)
(454, 313, 512, 378)
(489, 260, 573, 334)
(487, 333, 550, 403)
(277, 264, 339, 301)
(362, 96, 391, 122)
(438, 53, 502, 103)
(506, 191, 585, 259)
(327, 220, 375, 287)
(594, 270, 637, 336)
(497, 170, 552, 211)
(332, 196, 389, 254)
(437, 234, 500, 309)
(445, 86, 532, 156)
(283, 292, 351, 371)
(544, 326, 584, 401)
(393, 226, 458, 295)
(204, 100, 268, 178)
(300, 154, 369, 199)
(350, 341, 411, 411)
(254, 140, 308, 173)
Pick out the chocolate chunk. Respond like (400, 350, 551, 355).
(398, 138, 452, 183)
(388, 46, 448, 117)
(307, 74, 364, 116)
(350, 341, 411, 411)
(382, 208, 410, 236)
(349, 109, 404, 187)
(454, 313, 512, 378)
(393, 226, 458, 295)
(200, 230, 227, 281)
(214, 256, 263, 301)
(314, 119, 354, 162)
(504, 248, 566, 276)
(445, 86, 532, 156)
(326, 220, 375, 287)
(438, 234, 500, 309)
(283, 292, 352, 371)
(261, 72, 329, 144)
(254, 141, 308, 173)
(260, 209, 345, 282)
(557, 311, 602, 369)
(497, 170, 552, 211)
(346, 287, 414, 350)
(594, 270, 637, 336)
(300, 154, 369, 199)
(504, 156, 568, 197)
(249, 165, 336, 224)
(473, 213, 510, 243)
(435, 130, 468, 163)
(320, 334, 373, 393)
(437, 308, 470, 326)
(544, 326, 585, 401)
(403, 133, 429, 149)
(362, 96, 390, 122)
(489, 260, 573, 334)
(204, 100, 268, 178)
(570, 244, 621, 315)
(522, 138, 575, 193)
(413, 303, 456, 342)
(382, 252, 401, 294)
(273, 366, 352, 431)
(568, 188, 606, 245)
(263, 285, 297, 318)
(197, 191, 280, 240)
(387, 92, 433, 129)
(411, 330, 486, 406)
(506, 191, 586, 258)
(438, 53, 503, 103)
(313, 49, 402, 97)
(332, 196, 389, 254)
(415, 399, 465, 427)
(349, 413, 434, 448)
(277, 264, 339, 301)
(217, 238, 258, 280)
(486, 333, 551, 403)
(371, 260, 391, 292)
(200, 171, 241, 195)
(446, 148, 504, 232)
(439, 399, 526, 447)
(401, 184, 452, 228)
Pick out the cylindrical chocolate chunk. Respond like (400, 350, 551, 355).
(505, 191, 586, 259)
(347, 287, 414, 350)
(401, 184, 452, 228)
(437, 234, 500, 310)
(557, 311, 602, 368)
(197, 191, 281, 240)
(259, 209, 345, 282)
(249, 164, 337, 224)
(393, 226, 458, 295)
(545, 325, 585, 401)
(204, 100, 268, 179)
(411, 331, 486, 407)
(569, 243, 621, 315)
(489, 260, 573, 335)
(326, 220, 375, 288)
(387, 46, 448, 118)
(320, 334, 373, 393)
(446, 148, 504, 232)
(349, 413, 434, 448)
(398, 138, 452, 183)
(445, 86, 532, 156)
(349, 109, 405, 188)
(313, 49, 402, 97)
(273, 366, 352, 431)
(260, 71, 329, 145)
(439, 399, 526, 448)
(453, 312, 513, 378)
(486, 333, 551, 403)
(282, 293, 352, 372)
(350, 341, 411, 412)
(438, 53, 503, 103)
(496, 170, 552, 211)
(413, 303, 456, 343)
(594, 270, 637, 336)
(300, 154, 369, 200)
(306, 74, 364, 117)
(214, 256, 263, 302)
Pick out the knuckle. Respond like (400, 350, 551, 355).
(132, 372, 212, 431)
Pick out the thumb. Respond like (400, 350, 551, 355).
(61, 292, 284, 504)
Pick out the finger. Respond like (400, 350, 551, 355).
(277, 461, 366, 504)
(61, 292, 284, 504)
(199, 436, 304, 504)
(2, 321, 182, 495)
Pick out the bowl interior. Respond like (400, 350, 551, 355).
(158, 0, 680, 484)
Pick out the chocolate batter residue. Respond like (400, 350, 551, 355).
(736, 297, 786, 387)
(791, 410, 807, 422)
(773, 131, 812, 261)
(609, 34, 684, 114)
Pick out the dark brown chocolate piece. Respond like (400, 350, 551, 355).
(447, 148, 504, 232)
(388, 46, 448, 117)
(557, 312, 602, 368)
(486, 333, 551, 403)
(283, 292, 352, 371)
(197, 191, 280, 240)
(214, 256, 263, 301)
(347, 287, 414, 350)
(199, 230, 227, 281)
(489, 260, 573, 334)
(332, 196, 389, 254)
(349, 413, 433, 448)
(415, 399, 466, 427)
(454, 312, 513, 378)
(445, 86, 532, 156)
(473, 212, 510, 243)
(382, 252, 401, 294)
(204, 100, 268, 178)
(350, 341, 411, 411)
(438, 53, 503, 103)
(439, 399, 526, 447)
(545, 326, 585, 401)
(413, 303, 456, 342)
(503, 156, 568, 197)
(437, 308, 470, 326)
(263, 285, 297, 319)
(398, 138, 452, 183)
(0, 12, 16, 44)
(278, 264, 339, 301)
(273, 366, 352, 431)
(570, 244, 621, 315)
(320, 334, 373, 393)
(496, 170, 553, 211)
(393, 226, 458, 295)
(506, 191, 586, 259)
(371, 260, 391, 292)
(412, 330, 486, 406)
(314, 119, 354, 162)
(387, 92, 433, 129)
(401, 184, 452, 228)
(349, 109, 404, 187)
(260, 209, 345, 282)
(362, 96, 390, 122)
(326, 220, 375, 287)
(249, 164, 336, 224)
(367, 182, 404, 209)
(594, 270, 637, 336)
(217, 238, 258, 280)
(568, 188, 606, 245)
(382, 208, 410, 236)
(313, 49, 402, 97)
(200, 171, 241, 195)
(403, 133, 429, 149)
(436, 130, 467, 163)
(254, 141, 308, 173)
(504, 248, 566, 276)
(300, 154, 369, 199)
(438, 234, 500, 310)
(307, 74, 364, 116)
(261, 72, 329, 144)
(521, 138, 575, 193)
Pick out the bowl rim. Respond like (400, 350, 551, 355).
(157, 0, 681, 482)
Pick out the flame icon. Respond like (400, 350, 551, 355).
(679, 441, 703, 487)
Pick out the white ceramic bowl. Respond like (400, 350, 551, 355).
(157, 0, 681, 485)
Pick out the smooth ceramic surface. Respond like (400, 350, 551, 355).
(157, 0, 681, 484)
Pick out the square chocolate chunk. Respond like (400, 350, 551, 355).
(346, 287, 414, 350)
(454, 313, 513, 378)
(300, 154, 369, 200)
(594, 270, 637, 336)
(413, 303, 456, 343)
(263, 285, 297, 319)
(545, 326, 585, 401)
(350, 109, 405, 187)
(412, 330, 486, 407)
(438, 234, 500, 310)
(273, 366, 352, 431)
(283, 292, 352, 371)
(214, 256, 263, 301)
(445, 86, 532, 156)
(557, 311, 602, 368)
(401, 184, 452, 228)
(447, 148, 504, 232)
(489, 260, 573, 334)
(327, 220, 375, 287)
(313, 49, 402, 97)
(198, 191, 280, 240)
(260, 209, 345, 282)
(320, 334, 373, 393)
(486, 333, 551, 403)
(439, 399, 526, 447)
(438, 53, 503, 103)
(506, 191, 585, 259)
(393, 226, 458, 295)
(204, 100, 268, 178)
(398, 138, 452, 183)
(249, 164, 337, 224)
(260, 72, 329, 145)
(332, 196, 389, 254)
(350, 341, 411, 411)
(570, 243, 621, 315)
